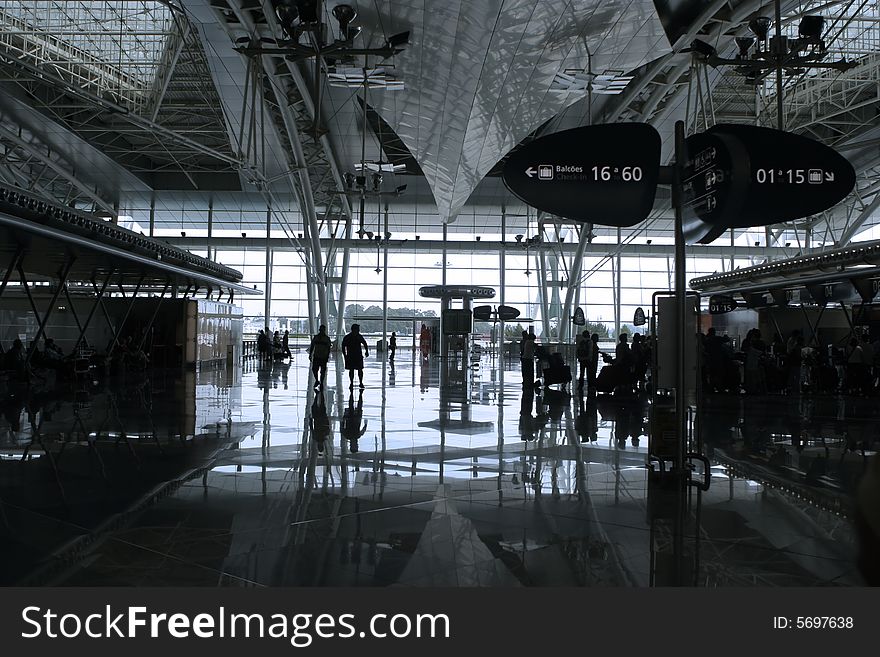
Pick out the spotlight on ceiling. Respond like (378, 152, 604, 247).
(735, 36, 755, 58)
(395, 184, 407, 195)
(272, 0, 298, 31)
(749, 16, 772, 42)
(332, 4, 359, 41)
(799, 15, 825, 41)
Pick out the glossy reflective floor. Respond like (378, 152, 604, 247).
(0, 351, 868, 586)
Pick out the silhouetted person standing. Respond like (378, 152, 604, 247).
(521, 331, 535, 386)
(587, 334, 600, 394)
(388, 331, 397, 363)
(342, 323, 369, 389)
(576, 329, 591, 392)
(419, 324, 431, 360)
(308, 324, 332, 389)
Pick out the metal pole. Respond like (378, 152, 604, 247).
(774, 0, 784, 131)
(336, 213, 352, 341)
(614, 227, 622, 338)
(673, 119, 688, 583)
(382, 204, 389, 357)
(207, 198, 213, 261)
(149, 197, 155, 237)
(500, 205, 506, 360)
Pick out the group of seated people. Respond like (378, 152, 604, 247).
(1, 334, 150, 381)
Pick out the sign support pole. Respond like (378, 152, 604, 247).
(673, 119, 688, 584)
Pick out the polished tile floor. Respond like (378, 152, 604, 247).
(0, 350, 869, 586)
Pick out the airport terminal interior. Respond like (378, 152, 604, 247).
(1, 0, 880, 587)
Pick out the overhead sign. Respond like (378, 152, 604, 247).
(633, 307, 646, 326)
(497, 305, 521, 321)
(419, 285, 495, 299)
(572, 306, 585, 326)
(502, 123, 661, 227)
(683, 124, 856, 244)
(472, 305, 492, 322)
(708, 294, 737, 314)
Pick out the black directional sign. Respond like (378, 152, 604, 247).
(682, 124, 856, 244)
(472, 305, 493, 322)
(633, 307, 646, 326)
(497, 305, 520, 321)
(502, 123, 661, 227)
(708, 294, 737, 315)
(712, 123, 855, 228)
(681, 131, 748, 244)
(572, 307, 585, 326)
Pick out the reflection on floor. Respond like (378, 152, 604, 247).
(0, 351, 868, 586)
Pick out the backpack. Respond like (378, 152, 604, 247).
(576, 338, 590, 362)
(312, 336, 331, 360)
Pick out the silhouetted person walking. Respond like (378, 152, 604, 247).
(342, 323, 369, 389)
(282, 330, 291, 360)
(308, 324, 332, 389)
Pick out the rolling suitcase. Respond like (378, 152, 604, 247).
(594, 365, 617, 393)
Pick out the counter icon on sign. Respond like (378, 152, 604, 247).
(538, 165, 554, 180)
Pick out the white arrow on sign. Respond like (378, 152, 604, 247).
(525, 167, 536, 178)
(825, 171, 835, 182)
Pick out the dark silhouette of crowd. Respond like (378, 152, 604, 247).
(702, 327, 880, 396)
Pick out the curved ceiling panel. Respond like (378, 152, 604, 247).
(349, 0, 670, 223)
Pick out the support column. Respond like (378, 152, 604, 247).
(499, 206, 506, 360)
(561, 225, 590, 342)
(207, 198, 213, 261)
(149, 197, 155, 238)
(614, 227, 622, 338)
(441, 223, 448, 346)
(382, 204, 389, 356)
(441, 296, 450, 360)
(335, 213, 352, 341)
(264, 206, 272, 328)
(537, 245, 551, 339)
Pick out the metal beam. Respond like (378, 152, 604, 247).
(838, 191, 880, 246)
(107, 275, 144, 357)
(72, 271, 114, 353)
(21, 257, 75, 364)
